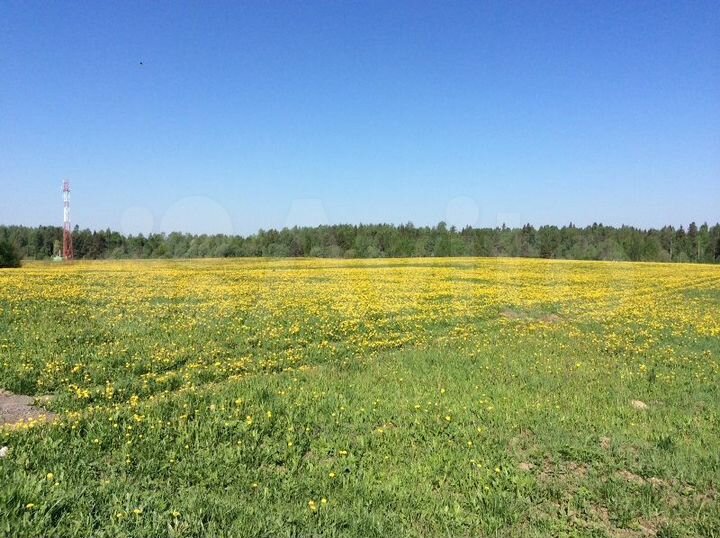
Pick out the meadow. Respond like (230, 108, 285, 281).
(0, 258, 718, 537)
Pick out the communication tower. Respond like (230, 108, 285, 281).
(62, 180, 74, 260)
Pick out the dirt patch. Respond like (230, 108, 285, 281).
(530, 462, 676, 537)
(509, 428, 536, 447)
(566, 461, 589, 479)
(533, 497, 664, 538)
(501, 309, 562, 324)
(586, 505, 667, 538)
(616, 470, 667, 488)
(501, 309, 527, 320)
(538, 459, 589, 482)
(0, 389, 57, 427)
(617, 469, 647, 486)
(630, 399, 649, 410)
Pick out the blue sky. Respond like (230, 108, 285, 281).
(1, 1, 718, 235)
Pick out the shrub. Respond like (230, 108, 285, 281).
(0, 240, 21, 268)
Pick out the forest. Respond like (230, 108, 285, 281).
(1, 221, 719, 263)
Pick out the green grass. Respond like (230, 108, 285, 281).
(1, 258, 719, 536)
(2, 329, 718, 537)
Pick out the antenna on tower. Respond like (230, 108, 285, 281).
(62, 180, 74, 260)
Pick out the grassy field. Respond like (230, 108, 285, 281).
(1, 258, 719, 537)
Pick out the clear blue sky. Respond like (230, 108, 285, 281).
(1, 1, 718, 235)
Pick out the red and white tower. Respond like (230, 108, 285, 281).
(62, 180, 74, 260)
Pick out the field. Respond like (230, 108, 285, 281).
(1, 258, 719, 537)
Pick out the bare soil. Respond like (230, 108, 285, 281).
(0, 389, 57, 427)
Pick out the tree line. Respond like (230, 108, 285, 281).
(1, 222, 720, 264)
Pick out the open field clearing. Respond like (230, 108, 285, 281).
(1, 258, 719, 537)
